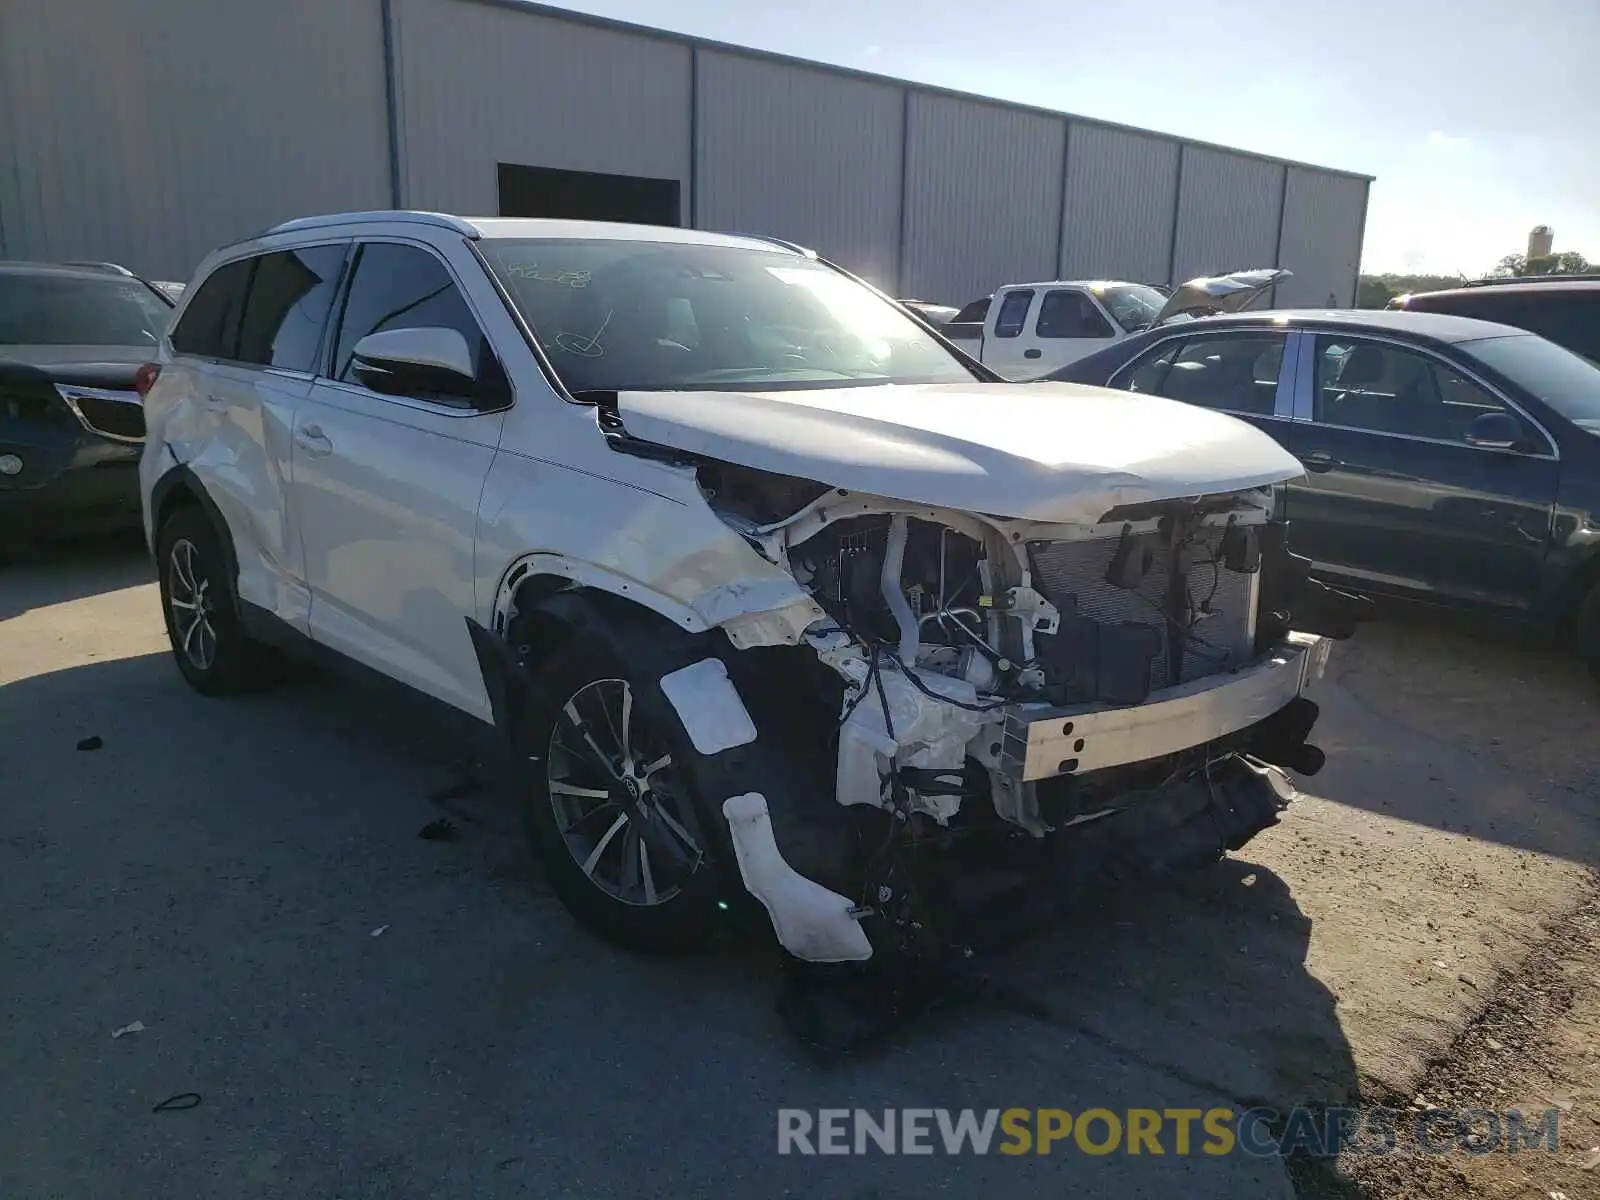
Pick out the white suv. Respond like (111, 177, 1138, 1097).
(139, 211, 1348, 966)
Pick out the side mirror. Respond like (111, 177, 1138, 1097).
(1463, 410, 1524, 451)
(351, 327, 478, 397)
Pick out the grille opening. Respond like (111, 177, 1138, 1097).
(65, 393, 145, 442)
(1029, 526, 1256, 698)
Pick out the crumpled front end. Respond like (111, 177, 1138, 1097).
(688, 464, 1360, 967)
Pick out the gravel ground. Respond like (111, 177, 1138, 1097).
(2, 540, 1596, 1198)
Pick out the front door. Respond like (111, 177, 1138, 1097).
(1026, 288, 1120, 376)
(1279, 333, 1558, 612)
(290, 239, 507, 719)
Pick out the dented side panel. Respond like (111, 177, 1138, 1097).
(475, 401, 822, 642)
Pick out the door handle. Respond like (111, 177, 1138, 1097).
(1301, 451, 1339, 474)
(1023, 348, 1042, 359)
(294, 424, 333, 456)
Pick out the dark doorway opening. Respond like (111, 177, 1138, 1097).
(497, 163, 681, 226)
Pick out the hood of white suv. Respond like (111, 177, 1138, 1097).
(617, 380, 1303, 524)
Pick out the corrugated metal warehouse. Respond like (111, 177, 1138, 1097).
(0, 0, 1371, 307)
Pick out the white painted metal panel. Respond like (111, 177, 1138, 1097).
(390, 0, 691, 218)
(0, 0, 390, 280)
(1276, 168, 1368, 308)
(695, 52, 903, 289)
(1171, 148, 1285, 285)
(1059, 124, 1179, 284)
(901, 93, 1065, 305)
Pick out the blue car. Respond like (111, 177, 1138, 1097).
(1048, 309, 1600, 679)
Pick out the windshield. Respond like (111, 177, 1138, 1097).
(1092, 283, 1169, 332)
(0, 274, 171, 347)
(482, 239, 979, 393)
(1460, 333, 1600, 423)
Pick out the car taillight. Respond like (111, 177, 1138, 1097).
(134, 362, 161, 398)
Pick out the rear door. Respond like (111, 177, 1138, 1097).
(289, 239, 507, 719)
(1109, 327, 1298, 440)
(1276, 333, 1558, 611)
(164, 244, 347, 631)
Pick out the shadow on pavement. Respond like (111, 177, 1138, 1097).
(0, 648, 1349, 1197)
(1304, 603, 1600, 869)
(0, 530, 153, 621)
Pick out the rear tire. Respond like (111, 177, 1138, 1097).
(1577, 581, 1600, 684)
(516, 633, 724, 953)
(156, 506, 279, 695)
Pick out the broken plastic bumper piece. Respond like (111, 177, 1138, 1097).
(998, 633, 1331, 782)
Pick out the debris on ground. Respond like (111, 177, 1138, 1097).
(370, 925, 389, 938)
(150, 1093, 201, 1113)
(416, 818, 458, 842)
(110, 1020, 144, 1039)
(76, 736, 102, 751)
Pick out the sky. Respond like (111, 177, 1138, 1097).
(555, 0, 1599, 277)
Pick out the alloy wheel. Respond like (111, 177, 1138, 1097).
(167, 538, 218, 672)
(545, 678, 704, 907)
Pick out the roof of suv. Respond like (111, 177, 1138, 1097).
(0, 260, 145, 280)
(254, 210, 801, 254)
(1399, 278, 1600, 303)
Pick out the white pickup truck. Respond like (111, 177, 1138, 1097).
(943, 269, 1289, 380)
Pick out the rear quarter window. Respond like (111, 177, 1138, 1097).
(170, 259, 253, 359)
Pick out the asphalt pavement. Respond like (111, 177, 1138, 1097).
(3, 540, 1596, 1198)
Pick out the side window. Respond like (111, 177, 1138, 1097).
(235, 245, 347, 372)
(1156, 334, 1285, 415)
(1116, 341, 1181, 393)
(170, 259, 252, 359)
(993, 290, 1034, 338)
(332, 242, 493, 397)
(1036, 290, 1115, 339)
(1313, 337, 1518, 443)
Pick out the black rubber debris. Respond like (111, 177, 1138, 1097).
(417, 817, 459, 842)
(76, 736, 103, 752)
(151, 1092, 201, 1113)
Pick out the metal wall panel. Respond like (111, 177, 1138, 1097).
(901, 93, 1065, 304)
(1276, 168, 1368, 307)
(0, 0, 390, 280)
(1171, 147, 1285, 284)
(391, 0, 691, 217)
(1058, 124, 1179, 284)
(695, 52, 903, 288)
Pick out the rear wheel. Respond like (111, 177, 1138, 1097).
(518, 634, 723, 952)
(156, 506, 279, 695)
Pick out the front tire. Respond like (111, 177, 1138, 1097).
(517, 634, 724, 953)
(156, 506, 279, 695)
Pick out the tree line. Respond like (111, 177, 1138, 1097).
(1356, 249, 1592, 308)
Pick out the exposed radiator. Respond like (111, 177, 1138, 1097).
(1028, 527, 1257, 689)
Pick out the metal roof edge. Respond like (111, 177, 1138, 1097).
(449, 0, 1375, 183)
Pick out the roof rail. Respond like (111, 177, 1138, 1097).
(261, 211, 480, 238)
(63, 260, 136, 276)
(1460, 273, 1600, 288)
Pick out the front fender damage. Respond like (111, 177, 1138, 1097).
(473, 466, 1362, 1035)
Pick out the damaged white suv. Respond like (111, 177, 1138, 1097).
(140, 211, 1356, 967)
